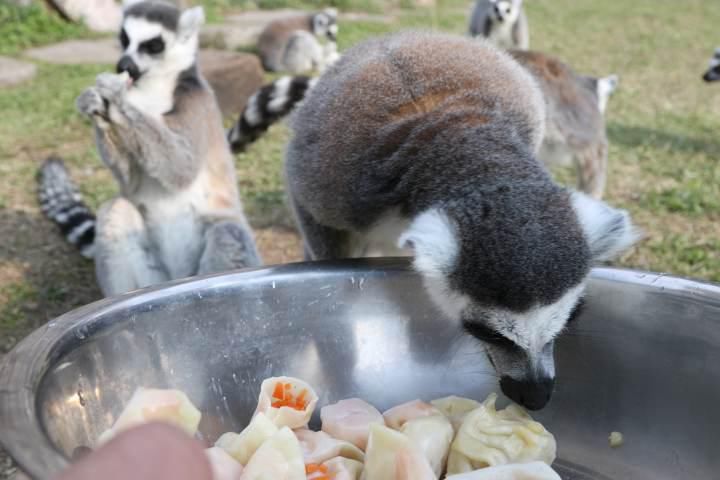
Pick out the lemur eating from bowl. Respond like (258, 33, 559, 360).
(280, 33, 639, 410)
(38, 0, 260, 297)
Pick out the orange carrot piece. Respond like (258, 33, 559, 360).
(272, 382, 285, 400)
(306, 464, 322, 474)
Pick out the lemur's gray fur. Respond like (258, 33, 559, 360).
(257, 9, 340, 74)
(703, 48, 720, 82)
(511, 50, 619, 199)
(285, 32, 638, 410)
(469, 0, 529, 50)
(39, 0, 260, 297)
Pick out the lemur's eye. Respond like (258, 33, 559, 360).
(463, 321, 519, 351)
(119, 29, 129, 50)
(140, 36, 165, 55)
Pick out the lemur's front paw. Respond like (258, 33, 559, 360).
(95, 72, 130, 104)
(76, 87, 106, 117)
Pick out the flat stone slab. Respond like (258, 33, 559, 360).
(24, 39, 119, 65)
(0, 56, 37, 88)
(201, 9, 304, 50)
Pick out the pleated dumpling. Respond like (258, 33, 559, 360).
(430, 396, 481, 431)
(446, 394, 556, 475)
(215, 412, 278, 464)
(400, 414, 454, 477)
(240, 426, 306, 480)
(445, 461, 561, 480)
(205, 447, 244, 480)
(363, 424, 435, 480)
(321, 398, 385, 451)
(382, 400, 441, 430)
(98, 388, 201, 445)
(295, 428, 365, 464)
(255, 376, 319, 429)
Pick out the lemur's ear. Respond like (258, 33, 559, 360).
(122, 0, 143, 11)
(571, 191, 640, 263)
(398, 209, 459, 277)
(178, 6, 205, 40)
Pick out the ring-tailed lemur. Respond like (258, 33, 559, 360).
(257, 9, 340, 74)
(284, 32, 638, 410)
(703, 48, 720, 82)
(511, 50, 619, 199)
(38, 0, 260, 297)
(469, 0, 529, 50)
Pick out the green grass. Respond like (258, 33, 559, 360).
(0, 2, 97, 56)
(1, 0, 720, 352)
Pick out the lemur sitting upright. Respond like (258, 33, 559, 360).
(469, 0, 529, 50)
(38, 0, 260, 297)
(285, 33, 638, 410)
(257, 9, 340, 74)
(703, 48, 720, 82)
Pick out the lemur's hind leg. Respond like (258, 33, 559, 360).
(94, 198, 169, 296)
(197, 220, 262, 275)
(291, 199, 351, 261)
(574, 141, 608, 200)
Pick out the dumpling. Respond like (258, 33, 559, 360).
(430, 396, 481, 431)
(382, 400, 441, 430)
(445, 461, 561, 480)
(400, 415, 453, 477)
(205, 447, 244, 480)
(446, 394, 556, 475)
(294, 428, 365, 464)
(363, 424, 435, 480)
(98, 388, 201, 445)
(240, 426, 306, 480)
(323, 457, 364, 480)
(321, 398, 385, 451)
(255, 376, 319, 429)
(215, 412, 278, 465)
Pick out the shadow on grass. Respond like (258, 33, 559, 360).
(607, 122, 720, 156)
(0, 208, 100, 355)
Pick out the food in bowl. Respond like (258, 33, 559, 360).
(93, 376, 558, 479)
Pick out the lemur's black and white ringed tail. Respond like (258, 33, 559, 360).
(37, 157, 96, 258)
(227, 75, 317, 153)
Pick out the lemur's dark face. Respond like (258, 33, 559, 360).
(703, 48, 720, 82)
(490, 0, 520, 23)
(312, 11, 338, 42)
(115, 2, 203, 84)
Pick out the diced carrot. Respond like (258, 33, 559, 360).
(306, 464, 322, 474)
(272, 382, 285, 401)
(285, 383, 292, 389)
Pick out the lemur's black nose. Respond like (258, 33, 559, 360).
(500, 376, 554, 410)
(116, 55, 141, 81)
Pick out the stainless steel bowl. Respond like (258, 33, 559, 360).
(1, 259, 719, 479)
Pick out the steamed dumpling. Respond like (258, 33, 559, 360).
(446, 394, 556, 475)
(445, 461, 561, 480)
(363, 424, 435, 480)
(98, 388, 201, 445)
(321, 398, 385, 450)
(400, 415, 453, 477)
(323, 457, 364, 480)
(382, 400, 441, 430)
(215, 412, 278, 465)
(240, 426, 306, 480)
(205, 447, 244, 480)
(430, 396, 481, 431)
(255, 376, 319, 429)
(294, 428, 365, 464)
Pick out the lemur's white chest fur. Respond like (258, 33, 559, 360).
(488, 20, 516, 49)
(126, 75, 176, 120)
(350, 209, 412, 258)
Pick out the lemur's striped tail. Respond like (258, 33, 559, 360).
(228, 75, 317, 153)
(37, 157, 96, 258)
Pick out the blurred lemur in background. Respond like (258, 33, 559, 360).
(257, 9, 340, 74)
(38, 0, 260, 297)
(469, 0, 529, 50)
(703, 48, 720, 82)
